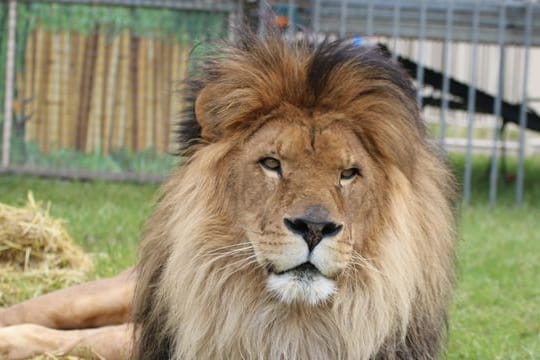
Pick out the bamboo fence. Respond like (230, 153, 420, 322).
(18, 26, 192, 155)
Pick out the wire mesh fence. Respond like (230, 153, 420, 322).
(1, 0, 539, 204)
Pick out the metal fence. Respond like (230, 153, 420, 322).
(1, 0, 539, 205)
(273, 0, 540, 206)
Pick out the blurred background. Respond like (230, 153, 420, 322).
(0, 0, 538, 204)
(0, 1, 538, 358)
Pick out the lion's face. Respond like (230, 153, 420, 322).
(231, 111, 383, 305)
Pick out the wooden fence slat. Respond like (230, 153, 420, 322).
(59, 31, 71, 149)
(114, 29, 131, 150)
(23, 31, 36, 142)
(168, 41, 181, 153)
(154, 39, 164, 153)
(145, 39, 155, 151)
(86, 29, 107, 153)
(103, 34, 121, 155)
(47, 32, 61, 152)
(136, 38, 147, 152)
(34, 28, 47, 152)
(39, 30, 52, 153)
(68, 32, 85, 149)
(129, 36, 138, 151)
(161, 40, 172, 153)
(76, 31, 95, 152)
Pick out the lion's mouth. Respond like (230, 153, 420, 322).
(266, 262, 336, 305)
(272, 262, 323, 280)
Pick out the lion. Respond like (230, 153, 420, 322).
(0, 32, 456, 360)
(133, 32, 457, 359)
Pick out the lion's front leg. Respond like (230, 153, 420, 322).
(0, 323, 134, 360)
(0, 267, 136, 329)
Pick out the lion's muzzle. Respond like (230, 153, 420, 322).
(262, 206, 346, 305)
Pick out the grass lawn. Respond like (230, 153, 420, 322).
(0, 155, 539, 359)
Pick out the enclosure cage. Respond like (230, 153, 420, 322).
(0, 0, 539, 205)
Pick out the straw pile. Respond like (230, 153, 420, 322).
(29, 348, 101, 360)
(0, 192, 93, 307)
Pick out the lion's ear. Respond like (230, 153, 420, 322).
(194, 86, 220, 142)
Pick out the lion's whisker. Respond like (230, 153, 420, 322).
(348, 254, 386, 278)
(203, 246, 253, 259)
(196, 244, 253, 261)
(204, 243, 253, 254)
(218, 255, 260, 279)
(203, 249, 254, 267)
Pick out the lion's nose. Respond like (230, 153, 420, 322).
(284, 217, 343, 251)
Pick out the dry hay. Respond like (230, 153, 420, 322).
(0, 192, 93, 307)
(27, 347, 103, 360)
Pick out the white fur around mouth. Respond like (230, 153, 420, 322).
(266, 270, 336, 305)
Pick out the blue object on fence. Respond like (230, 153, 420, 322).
(353, 36, 363, 47)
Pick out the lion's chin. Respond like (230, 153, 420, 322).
(266, 271, 336, 305)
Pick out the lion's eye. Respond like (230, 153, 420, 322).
(340, 168, 360, 183)
(259, 157, 281, 173)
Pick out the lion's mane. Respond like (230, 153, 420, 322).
(133, 32, 456, 360)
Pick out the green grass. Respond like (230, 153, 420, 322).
(0, 156, 539, 359)
(450, 206, 540, 359)
(0, 177, 157, 277)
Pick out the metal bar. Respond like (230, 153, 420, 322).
(17, 0, 235, 12)
(2, 0, 16, 169)
(340, 0, 348, 38)
(0, 165, 166, 184)
(229, 0, 242, 41)
(257, 0, 266, 38)
(288, 0, 296, 39)
(515, 2, 533, 206)
(463, 1, 480, 204)
(415, 0, 427, 107)
(439, 0, 454, 149)
(314, 1, 540, 46)
(391, 0, 401, 61)
(313, 0, 322, 35)
(366, 1, 374, 37)
(489, 3, 507, 206)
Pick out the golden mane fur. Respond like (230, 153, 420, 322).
(133, 32, 456, 360)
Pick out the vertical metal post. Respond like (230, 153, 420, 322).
(416, 0, 427, 107)
(287, 0, 295, 39)
(229, 0, 244, 42)
(463, 2, 480, 204)
(366, 1, 374, 38)
(391, 0, 401, 61)
(440, 1, 454, 149)
(340, 0, 348, 38)
(257, 0, 266, 38)
(489, 3, 507, 206)
(2, 0, 17, 168)
(515, 2, 532, 206)
(313, 0, 321, 36)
